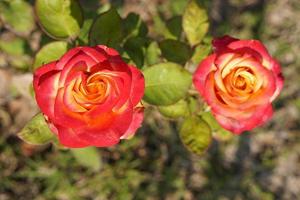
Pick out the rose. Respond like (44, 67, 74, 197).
(33, 45, 145, 148)
(193, 36, 283, 134)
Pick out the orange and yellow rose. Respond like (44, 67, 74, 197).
(193, 36, 284, 134)
(33, 45, 144, 148)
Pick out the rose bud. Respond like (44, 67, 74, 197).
(33, 45, 145, 148)
(193, 36, 283, 134)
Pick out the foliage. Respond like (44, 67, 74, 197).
(1, 0, 299, 199)
(11, 0, 219, 156)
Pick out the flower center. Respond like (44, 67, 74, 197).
(86, 80, 107, 95)
(70, 72, 112, 111)
(234, 76, 247, 89)
(226, 67, 256, 95)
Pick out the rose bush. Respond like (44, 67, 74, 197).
(33, 45, 145, 148)
(193, 36, 284, 134)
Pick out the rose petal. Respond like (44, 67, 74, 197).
(212, 35, 238, 53)
(129, 65, 145, 106)
(227, 39, 276, 70)
(97, 45, 121, 57)
(121, 106, 144, 139)
(33, 62, 61, 119)
(77, 128, 121, 147)
(56, 125, 89, 148)
(63, 79, 88, 112)
(53, 88, 86, 128)
(214, 105, 273, 134)
(58, 51, 99, 86)
(193, 54, 217, 97)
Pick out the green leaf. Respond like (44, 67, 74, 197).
(159, 39, 192, 64)
(18, 113, 55, 145)
(183, 0, 209, 46)
(123, 37, 149, 68)
(152, 14, 170, 38)
(143, 62, 192, 106)
(145, 41, 161, 67)
(191, 43, 211, 64)
(169, 0, 188, 15)
(35, 0, 83, 39)
(123, 13, 148, 38)
(158, 99, 189, 119)
(0, 34, 32, 70)
(187, 96, 201, 114)
(71, 147, 101, 171)
(33, 41, 69, 70)
(77, 19, 93, 45)
(89, 8, 122, 48)
(10, 55, 31, 70)
(0, 36, 28, 56)
(166, 16, 182, 39)
(0, 0, 35, 36)
(201, 112, 233, 141)
(179, 115, 212, 155)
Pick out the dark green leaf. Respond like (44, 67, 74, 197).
(159, 39, 192, 64)
(166, 16, 182, 39)
(180, 115, 212, 155)
(89, 8, 122, 48)
(18, 113, 54, 145)
(35, 0, 83, 39)
(143, 62, 192, 105)
(123, 13, 148, 38)
(183, 0, 209, 46)
(124, 37, 149, 68)
(77, 19, 93, 45)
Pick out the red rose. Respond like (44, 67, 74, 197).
(33, 45, 145, 147)
(193, 36, 284, 134)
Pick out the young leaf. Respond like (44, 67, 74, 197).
(158, 99, 189, 119)
(0, 0, 35, 36)
(180, 115, 212, 155)
(89, 8, 122, 48)
(183, 0, 209, 46)
(145, 41, 161, 67)
(201, 112, 233, 141)
(18, 113, 54, 145)
(170, 0, 188, 15)
(152, 14, 171, 38)
(191, 43, 211, 64)
(33, 41, 69, 70)
(159, 39, 192, 64)
(71, 147, 101, 171)
(143, 62, 192, 105)
(35, 0, 83, 40)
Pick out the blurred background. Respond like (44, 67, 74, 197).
(0, 0, 300, 199)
